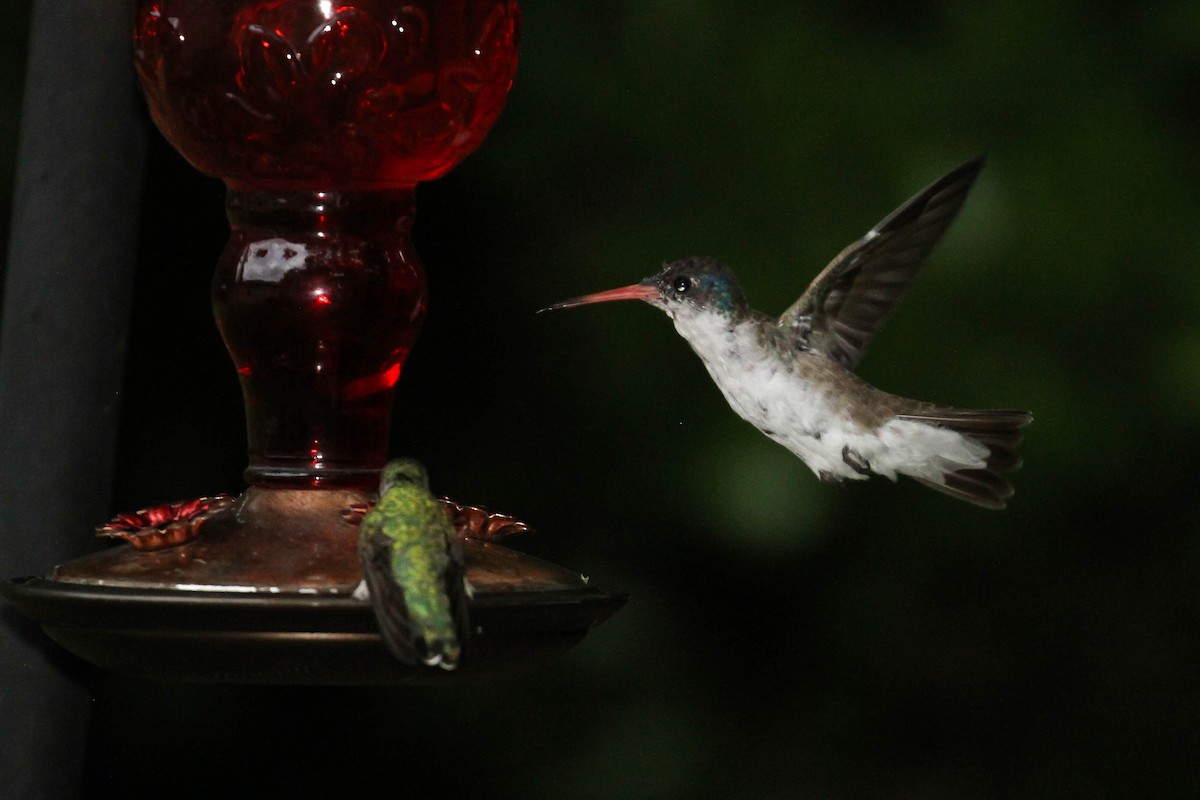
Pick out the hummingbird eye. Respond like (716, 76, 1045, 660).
(673, 276, 692, 294)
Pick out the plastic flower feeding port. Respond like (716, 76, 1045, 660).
(2, 0, 624, 684)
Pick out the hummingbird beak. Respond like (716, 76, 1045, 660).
(539, 281, 659, 313)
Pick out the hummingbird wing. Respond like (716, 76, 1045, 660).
(359, 520, 421, 666)
(443, 530, 470, 666)
(777, 156, 985, 369)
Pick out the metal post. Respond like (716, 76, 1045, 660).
(0, 0, 146, 795)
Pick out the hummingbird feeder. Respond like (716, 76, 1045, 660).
(3, 0, 624, 684)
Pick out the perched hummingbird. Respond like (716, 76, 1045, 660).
(543, 157, 1031, 509)
(353, 458, 468, 669)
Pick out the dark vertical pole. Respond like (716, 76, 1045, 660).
(0, 0, 146, 796)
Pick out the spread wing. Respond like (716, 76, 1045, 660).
(777, 157, 985, 369)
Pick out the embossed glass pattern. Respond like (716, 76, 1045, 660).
(133, 0, 520, 486)
(134, 0, 520, 188)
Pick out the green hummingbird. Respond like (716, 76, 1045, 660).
(353, 458, 468, 670)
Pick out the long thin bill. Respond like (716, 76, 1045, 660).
(539, 282, 658, 313)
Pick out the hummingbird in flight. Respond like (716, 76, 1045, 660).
(543, 157, 1031, 509)
(353, 458, 469, 669)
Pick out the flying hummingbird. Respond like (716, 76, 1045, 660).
(353, 458, 468, 669)
(543, 157, 1031, 509)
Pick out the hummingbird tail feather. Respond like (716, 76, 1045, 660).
(420, 636, 462, 670)
(898, 408, 1032, 510)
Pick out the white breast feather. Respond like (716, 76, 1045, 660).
(667, 307, 989, 485)
(671, 312, 856, 478)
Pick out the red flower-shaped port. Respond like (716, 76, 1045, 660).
(340, 497, 530, 541)
(97, 495, 238, 551)
(440, 498, 531, 542)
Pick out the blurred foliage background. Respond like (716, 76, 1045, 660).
(5, 1, 1200, 797)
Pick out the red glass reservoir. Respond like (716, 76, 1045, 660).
(213, 189, 425, 486)
(132, 0, 520, 487)
(134, 0, 519, 189)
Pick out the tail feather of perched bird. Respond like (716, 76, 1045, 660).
(356, 458, 467, 669)
(543, 157, 1032, 509)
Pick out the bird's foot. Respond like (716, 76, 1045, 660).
(341, 502, 372, 525)
(841, 446, 871, 475)
(818, 471, 845, 486)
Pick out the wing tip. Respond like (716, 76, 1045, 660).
(874, 154, 987, 236)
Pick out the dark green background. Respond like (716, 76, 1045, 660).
(4, 2, 1200, 797)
